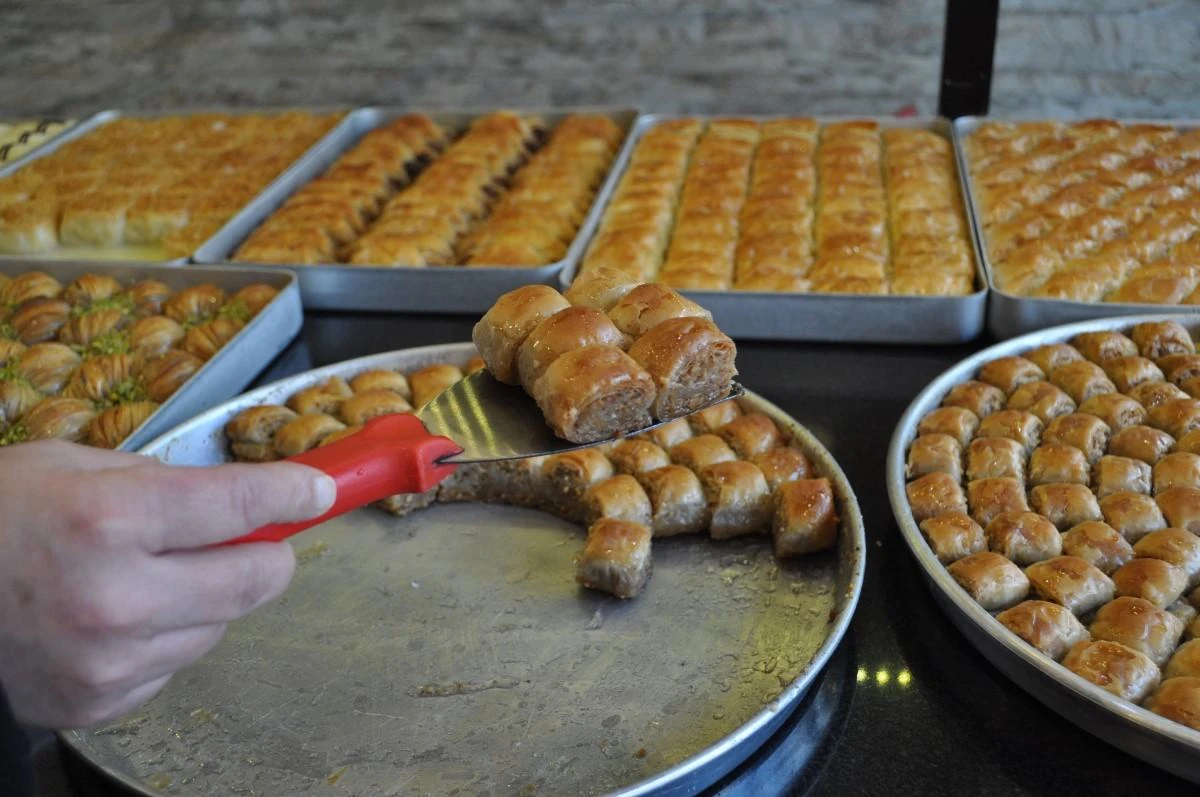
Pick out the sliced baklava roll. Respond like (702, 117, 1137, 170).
(22, 397, 95, 443)
(576, 519, 653, 599)
(626, 317, 737, 421)
(516, 307, 630, 393)
(540, 448, 614, 523)
(698, 460, 773, 539)
(986, 511, 1062, 566)
(1134, 528, 1200, 588)
(916, 407, 979, 447)
(1146, 677, 1200, 729)
(907, 472, 968, 522)
(637, 464, 710, 537)
(773, 477, 839, 557)
(1107, 424, 1174, 465)
(472, 285, 572, 384)
(908, 434, 964, 482)
(225, 405, 299, 462)
(670, 434, 737, 472)
(532, 345, 656, 444)
(582, 474, 653, 526)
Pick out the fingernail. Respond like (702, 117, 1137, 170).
(312, 474, 337, 514)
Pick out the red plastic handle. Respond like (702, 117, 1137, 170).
(225, 413, 460, 545)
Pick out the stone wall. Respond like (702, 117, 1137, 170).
(0, 0, 1196, 118)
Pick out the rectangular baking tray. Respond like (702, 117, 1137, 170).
(561, 114, 988, 344)
(193, 106, 640, 313)
(953, 115, 1200, 340)
(0, 107, 355, 266)
(0, 259, 303, 451)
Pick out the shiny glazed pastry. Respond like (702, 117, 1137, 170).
(903, 319, 1200, 730)
(576, 519, 653, 599)
(223, 358, 844, 601)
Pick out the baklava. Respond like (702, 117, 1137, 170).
(572, 117, 975, 297)
(903, 318, 1200, 732)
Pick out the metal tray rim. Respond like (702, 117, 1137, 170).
(885, 312, 1200, 780)
(62, 341, 866, 797)
(951, 115, 1200, 337)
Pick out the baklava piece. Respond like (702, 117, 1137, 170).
(1090, 596, 1184, 666)
(1042, 413, 1111, 463)
(1153, 451, 1200, 494)
(1063, 640, 1161, 703)
(1146, 677, 1200, 730)
(1165, 640, 1200, 679)
(699, 460, 773, 539)
(1062, 521, 1135, 575)
(997, 600, 1090, 660)
(1133, 528, 1200, 588)
(752, 446, 814, 491)
(975, 409, 1043, 453)
(1130, 320, 1195, 359)
(1092, 455, 1153, 498)
(978, 356, 1045, 395)
(919, 513, 986, 564)
(965, 437, 1024, 482)
(967, 477, 1029, 527)
(1029, 483, 1103, 531)
(941, 380, 1006, 418)
(1111, 558, 1189, 608)
(1156, 486, 1200, 534)
(1025, 555, 1115, 615)
(582, 475, 653, 526)
(637, 464, 710, 537)
(985, 511, 1062, 566)
(947, 551, 1030, 611)
(1006, 381, 1076, 423)
(1107, 424, 1175, 464)
(916, 406, 979, 447)
(576, 519, 653, 599)
(1028, 443, 1090, 486)
(1101, 492, 1168, 542)
(909, 434, 965, 481)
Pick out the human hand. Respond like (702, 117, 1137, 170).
(0, 440, 336, 729)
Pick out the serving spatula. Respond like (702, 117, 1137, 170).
(228, 370, 743, 545)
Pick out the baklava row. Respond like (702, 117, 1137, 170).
(0, 270, 277, 449)
(965, 120, 1200, 302)
(224, 369, 839, 599)
(459, 115, 623, 266)
(473, 283, 737, 443)
(234, 114, 450, 265)
(0, 112, 340, 257)
(904, 319, 1200, 731)
(577, 118, 975, 296)
(236, 112, 620, 268)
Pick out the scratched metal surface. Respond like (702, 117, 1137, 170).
(61, 343, 864, 797)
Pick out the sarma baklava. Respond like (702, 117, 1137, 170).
(474, 283, 736, 444)
(573, 117, 976, 297)
(223, 357, 839, 601)
(903, 318, 1200, 733)
(236, 112, 622, 269)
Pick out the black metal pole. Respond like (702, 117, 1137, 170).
(938, 0, 1000, 118)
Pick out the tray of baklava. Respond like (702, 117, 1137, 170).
(0, 108, 346, 264)
(0, 260, 302, 452)
(61, 340, 864, 797)
(888, 315, 1200, 782)
(0, 117, 74, 164)
(956, 117, 1200, 338)
(560, 114, 987, 343)
(192, 107, 637, 312)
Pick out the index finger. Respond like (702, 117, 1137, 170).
(90, 460, 337, 552)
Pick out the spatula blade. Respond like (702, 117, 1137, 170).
(417, 370, 743, 464)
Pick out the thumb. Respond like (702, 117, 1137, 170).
(104, 461, 337, 552)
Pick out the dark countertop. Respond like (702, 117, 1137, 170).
(32, 311, 1200, 796)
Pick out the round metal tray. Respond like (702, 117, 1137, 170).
(63, 342, 866, 796)
(886, 313, 1200, 784)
